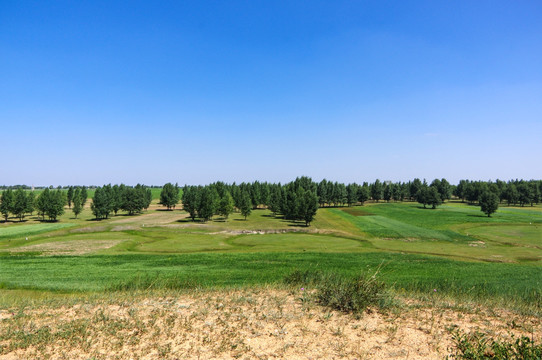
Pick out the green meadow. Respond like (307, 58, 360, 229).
(0, 200, 540, 312)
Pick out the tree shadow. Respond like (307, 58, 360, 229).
(467, 214, 486, 218)
(177, 218, 199, 223)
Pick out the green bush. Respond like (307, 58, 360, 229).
(285, 267, 394, 313)
(448, 331, 542, 359)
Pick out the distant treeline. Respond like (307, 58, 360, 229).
(1, 178, 540, 223)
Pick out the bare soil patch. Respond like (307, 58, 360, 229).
(8, 239, 123, 255)
(0, 289, 539, 359)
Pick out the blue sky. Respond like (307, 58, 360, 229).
(1, 1, 541, 186)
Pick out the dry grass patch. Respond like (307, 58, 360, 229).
(0, 289, 540, 359)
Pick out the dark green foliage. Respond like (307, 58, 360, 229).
(80, 186, 88, 207)
(91, 186, 112, 220)
(197, 186, 216, 222)
(26, 191, 35, 215)
(0, 189, 14, 221)
(159, 183, 180, 210)
(121, 186, 146, 215)
(358, 184, 370, 205)
(346, 183, 359, 206)
(182, 186, 200, 221)
(417, 185, 442, 209)
(217, 191, 234, 219)
(479, 191, 499, 217)
(517, 182, 533, 207)
(12, 189, 28, 221)
(371, 179, 383, 202)
(239, 191, 252, 220)
(268, 185, 282, 215)
(449, 331, 542, 360)
(299, 189, 319, 226)
(35, 189, 66, 221)
(67, 186, 74, 208)
(72, 188, 82, 219)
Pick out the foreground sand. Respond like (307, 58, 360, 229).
(1, 289, 540, 359)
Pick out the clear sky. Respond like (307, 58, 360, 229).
(1, 1, 541, 186)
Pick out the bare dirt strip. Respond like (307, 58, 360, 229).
(1, 289, 539, 359)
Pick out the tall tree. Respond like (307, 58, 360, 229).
(371, 180, 383, 202)
(67, 186, 74, 208)
(300, 189, 319, 226)
(72, 188, 82, 219)
(217, 191, 235, 220)
(479, 191, 499, 217)
(239, 191, 252, 220)
(12, 189, 28, 221)
(197, 186, 216, 222)
(182, 186, 200, 221)
(0, 189, 14, 222)
(159, 183, 180, 210)
(80, 186, 88, 208)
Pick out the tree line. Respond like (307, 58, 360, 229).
(1, 178, 540, 223)
(179, 177, 319, 226)
(90, 184, 152, 219)
(0, 186, 88, 222)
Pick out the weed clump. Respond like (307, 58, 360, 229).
(285, 267, 394, 314)
(448, 330, 542, 359)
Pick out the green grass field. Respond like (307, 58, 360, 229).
(0, 200, 540, 312)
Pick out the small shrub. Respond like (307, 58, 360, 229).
(284, 267, 394, 314)
(316, 271, 391, 313)
(448, 330, 542, 359)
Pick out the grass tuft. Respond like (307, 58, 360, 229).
(285, 267, 394, 314)
(448, 330, 542, 359)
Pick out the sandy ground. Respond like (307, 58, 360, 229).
(0, 289, 539, 359)
(8, 239, 123, 255)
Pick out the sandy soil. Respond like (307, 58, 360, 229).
(0, 289, 539, 359)
(9, 239, 123, 255)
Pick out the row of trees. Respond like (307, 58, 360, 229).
(0, 187, 88, 221)
(177, 177, 319, 225)
(91, 184, 152, 219)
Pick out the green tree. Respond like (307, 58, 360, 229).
(300, 189, 319, 226)
(479, 191, 499, 217)
(159, 183, 180, 210)
(346, 183, 359, 206)
(217, 192, 235, 219)
(26, 191, 35, 215)
(239, 191, 252, 220)
(80, 186, 88, 208)
(371, 180, 383, 202)
(72, 188, 82, 219)
(0, 189, 14, 222)
(357, 185, 369, 205)
(91, 186, 112, 220)
(67, 186, 74, 208)
(182, 186, 200, 221)
(12, 189, 28, 221)
(121, 186, 146, 215)
(197, 186, 216, 222)
(268, 185, 283, 215)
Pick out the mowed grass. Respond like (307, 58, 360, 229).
(0, 223, 75, 239)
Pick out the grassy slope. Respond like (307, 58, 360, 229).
(0, 200, 540, 310)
